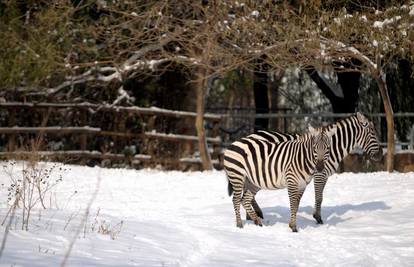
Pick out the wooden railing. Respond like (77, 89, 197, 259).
(0, 102, 222, 170)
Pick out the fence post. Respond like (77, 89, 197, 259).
(118, 111, 128, 162)
(7, 108, 16, 151)
(210, 119, 221, 168)
(145, 115, 156, 166)
(79, 110, 87, 164)
(410, 124, 414, 150)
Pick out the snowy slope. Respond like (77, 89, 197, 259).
(0, 162, 414, 266)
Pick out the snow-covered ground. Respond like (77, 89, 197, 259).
(0, 162, 414, 266)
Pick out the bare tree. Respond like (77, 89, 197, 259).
(3, 1, 412, 171)
(312, 4, 413, 172)
(250, 2, 413, 171)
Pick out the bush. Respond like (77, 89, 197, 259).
(1, 160, 66, 230)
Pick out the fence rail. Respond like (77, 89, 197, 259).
(0, 102, 222, 170)
(222, 112, 414, 118)
(0, 151, 152, 161)
(217, 111, 414, 150)
(0, 127, 221, 144)
(0, 102, 221, 120)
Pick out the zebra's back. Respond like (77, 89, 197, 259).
(224, 135, 314, 190)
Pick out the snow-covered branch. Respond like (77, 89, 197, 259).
(320, 37, 378, 73)
(43, 37, 176, 101)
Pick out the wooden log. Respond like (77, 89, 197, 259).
(0, 126, 101, 134)
(179, 157, 220, 165)
(0, 150, 152, 161)
(144, 131, 221, 144)
(0, 102, 222, 121)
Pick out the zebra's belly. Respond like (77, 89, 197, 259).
(247, 172, 314, 191)
(298, 177, 307, 191)
(247, 174, 287, 190)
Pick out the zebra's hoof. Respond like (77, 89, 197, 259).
(237, 222, 244, 228)
(254, 218, 263, 227)
(289, 223, 298, 232)
(313, 214, 324, 224)
(247, 212, 263, 220)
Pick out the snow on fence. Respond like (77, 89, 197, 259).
(0, 102, 222, 170)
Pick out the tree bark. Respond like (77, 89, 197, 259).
(195, 67, 213, 170)
(375, 73, 394, 172)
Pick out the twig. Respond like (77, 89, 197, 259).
(60, 169, 101, 267)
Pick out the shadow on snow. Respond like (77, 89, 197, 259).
(249, 201, 391, 229)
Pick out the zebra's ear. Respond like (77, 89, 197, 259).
(357, 112, 368, 123)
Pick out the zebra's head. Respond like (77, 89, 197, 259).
(309, 125, 337, 173)
(356, 112, 383, 162)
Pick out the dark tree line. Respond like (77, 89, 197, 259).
(0, 0, 413, 170)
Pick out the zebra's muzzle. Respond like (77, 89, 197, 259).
(315, 161, 324, 172)
(371, 149, 383, 162)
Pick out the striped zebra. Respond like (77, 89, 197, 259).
(243, 112, 383, 225)
(224, 125, 337, 232)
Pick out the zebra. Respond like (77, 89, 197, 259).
(242, 112, 383, 225)
(224, 125, 337, 232)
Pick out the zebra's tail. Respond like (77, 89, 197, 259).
(227, 181, 234, 196)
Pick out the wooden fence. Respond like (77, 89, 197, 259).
(0, 102, 222, 170)
(2, 103, 414, 171)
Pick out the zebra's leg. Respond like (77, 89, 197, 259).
(244, 181, 263, 220)
(227, 174, 245, 228)
(251, 197, 264, 219)
(313, 173, 328, 224)
(233, 188, 244, 228)
(245, 195, 263, 220)
(242, 190, 262, 226)
(287, 176, 306, 232)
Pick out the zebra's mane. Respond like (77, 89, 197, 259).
(248, 113, 362, 146)
(327, 114, 359, 131)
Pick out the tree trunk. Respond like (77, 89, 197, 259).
(375, 73, 394, 172)
(195, 67, 213, 170)
(320, 40, 394, 171)
(336, 71, 360, 112)
(386, 59, 414, 145)
(306, 66, 359, 113)
(268, 70, 285, 130)
(254, 62, 269, 131)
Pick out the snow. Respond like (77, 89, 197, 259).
(373, 21, 383, 28)
(1, 162, 414, 266)
(251, 10, 259, 17)
(360, 15, 368, 22)
(373, 16, 402, 29)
